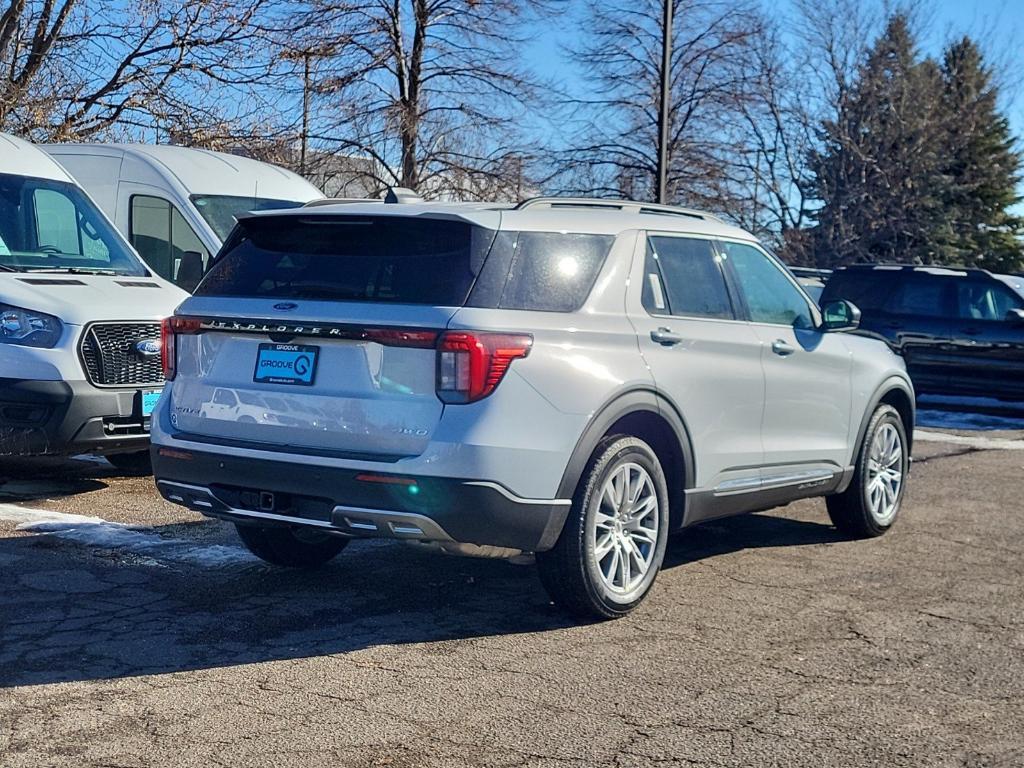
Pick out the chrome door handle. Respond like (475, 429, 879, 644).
(651, 327, 683, 346)
(771, 339, 795, 356)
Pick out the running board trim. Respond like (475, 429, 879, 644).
(712, 469, 836, 497)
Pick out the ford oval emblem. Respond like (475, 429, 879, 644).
(135, 339, 162, 357)
(273, 302, 299, 311)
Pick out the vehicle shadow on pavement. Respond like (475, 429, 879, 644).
(664, 512, 844, 569)
(0, 456, 114, 502)
(0, 511, 842, 689)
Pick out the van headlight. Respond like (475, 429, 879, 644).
(0, 304, 63, 348)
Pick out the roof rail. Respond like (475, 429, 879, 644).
(838, 263, 993, 278)
(514, 196, 724, 223)
(302, 197, 382, 208)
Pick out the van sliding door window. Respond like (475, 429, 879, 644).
(129, 195, 210, 285)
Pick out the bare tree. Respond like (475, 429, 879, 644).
(0, 0, 288, 141)
(548, 0, 766, 214)
(284, 0, 556, 199)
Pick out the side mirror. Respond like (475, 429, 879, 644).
(176, 250, 205, 293)
(821, 299, 861, 332)
(1005, 308, 1024, 324)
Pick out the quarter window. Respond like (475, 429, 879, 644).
(497, 232, 612, 312)
(721, 241, 814, 328)
(643, 236, 733, 319)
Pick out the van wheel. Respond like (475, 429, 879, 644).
(827, 404, 909, 538)
(235, 524, 349, 567)
(105, 450, 152, 474)
(537, 436, 669, 619)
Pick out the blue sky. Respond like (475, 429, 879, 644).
(528, 0, 1024, 136)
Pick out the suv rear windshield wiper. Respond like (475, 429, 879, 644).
(0, 264, 20, 272)
(23, 267, 128, 276)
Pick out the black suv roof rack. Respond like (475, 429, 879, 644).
(514, 196, 724, 223)
(788, 266, 833, 279)
(835, 263, 995, 278)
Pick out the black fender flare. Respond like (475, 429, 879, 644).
(842, 375, 916, 491)
(536, 389, 696, 549)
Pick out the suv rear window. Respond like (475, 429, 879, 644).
(197, 216, 493, 305)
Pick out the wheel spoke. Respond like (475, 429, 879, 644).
(619, 541, 632, 586)
(628, 495, 657, 524)
(595, 532, 616, 560)
(629, 526, 657, 547)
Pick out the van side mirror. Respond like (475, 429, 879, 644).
(821, 299, 861, 332)
(1006, 308, 1024, 324)
(176, 251, 205, 293)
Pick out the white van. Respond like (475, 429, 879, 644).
(0, 133, 187, 469)
(43, 144, 323, 291)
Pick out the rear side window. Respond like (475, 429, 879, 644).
(643, 236, 732, 318)
(197, 216, 491, 305)
(885, 275, 950, 317)
(494, 231, 612, 312)
(821, 271, 897, 312)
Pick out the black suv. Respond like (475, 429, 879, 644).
(820, 265, 1024, 401)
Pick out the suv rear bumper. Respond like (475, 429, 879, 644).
(152, 447, 573, 552)
(0, 378, 153, 456)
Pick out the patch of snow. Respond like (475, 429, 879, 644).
(915, 395, 1024, 431)
(0, 504, 254, 567)
(913, 430, 1024, 450)
(69, 454, 112, 466)
(916, 409, 1024, 431)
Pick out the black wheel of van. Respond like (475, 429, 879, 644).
(106, 450, 152, 475)
(827, 404, 909, 538)
(536, 436, 669, 620)
(235, 524, 349, 567)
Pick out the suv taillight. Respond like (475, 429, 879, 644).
(161, 316, 202, 381)
(436, 331, 533, 403)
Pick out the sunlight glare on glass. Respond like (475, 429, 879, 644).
(557, 256, 579, 278)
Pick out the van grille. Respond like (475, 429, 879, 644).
(79, 322, 164, 387)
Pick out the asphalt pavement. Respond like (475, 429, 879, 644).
(0, 428, 1022, 767)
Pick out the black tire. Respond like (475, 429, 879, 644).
(235, 524, 349, 567)
(827, 404, 909, 538)
(105, 450, 152, 474)
(537, 436, 670, 620)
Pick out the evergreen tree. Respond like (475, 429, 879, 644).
(937, 38, 1024, 272)
(807, 15, 947, 267)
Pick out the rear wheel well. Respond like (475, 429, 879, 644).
(878, 388, 914, 452)
(603, 411, 686, 530)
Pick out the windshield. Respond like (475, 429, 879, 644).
(0, 173, 147, 275)
(191, 195, 308, 242)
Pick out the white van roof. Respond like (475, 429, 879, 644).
(43, 143, 323, 202)
(0, 133, 76, 183)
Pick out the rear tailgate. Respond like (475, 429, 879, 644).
(165, 213, 494, 459)
(168, 302, 457, 459)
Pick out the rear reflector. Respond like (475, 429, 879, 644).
(355, 473, 418, 486)
(436, 331, 532, 403)
(364, 328, 438, 348)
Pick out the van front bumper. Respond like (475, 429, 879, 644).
(0, 377, 154, 456)
(152, 447, 573, 553)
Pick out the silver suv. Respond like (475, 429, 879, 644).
(151, 197, 914, 618)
